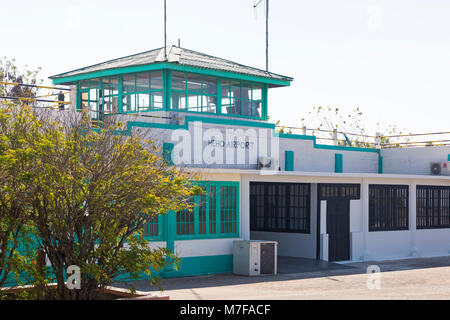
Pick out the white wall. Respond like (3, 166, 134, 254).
(351, 178, 450, 261)
(415, 229, 450, 257)
(364, 231, 412, 260)
(349, 200, 364, 261)
(279, 139, 379, 173)
(174, 238, 237, 258)
(382, 146, 450, 175)
(313, 177, 450, 262)
(250, 231, 316, 258)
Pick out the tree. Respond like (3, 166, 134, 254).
(25, 111, 200, 300)
(0, 57, 43, 101)
(0, 57, 47, 297)
(299, 106, 411, 148)
(0, 103, 42, 291)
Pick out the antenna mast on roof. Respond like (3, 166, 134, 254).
(253, 0, 269, 72)
(164, 0, 167, 60)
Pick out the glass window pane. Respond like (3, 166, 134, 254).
(224, 97, 240, 115)
(171, 91, 186, 110)
(187, 73, 202, 92)
(242, 100, 252, 116)
(89, 88, 97, 101)
(110, 78, 119, 95)
(101, 78, 110, 96)
(122, 94, 136, 112)
(81, 91, 89, 109)
(241, 85, 251, 100)
(151, 71, 163, 90)
(221, 80, 231, 97)
(123, 75, 135, 94)
(111, 96, 119, 113)
(252, 86, 262, 100)
(203, 77, 217, 95)
(89, 79, 101, 88)
(231, 81, 241, 99)
(80, 80, 89, 90)
(203, 95, 217, 113)
(136, 72, 150, 92)
(152, 91, 164, 109)
(137, 92, 150, 111)
(252, 101, 261, 117)
(221, 97, 230, 114)
(171, 72, 185, 91)
(90, 101, 98, 119)
(187, 93, 201, 112)
(234, 98, 241, 115)
(102, 96, 111, 113)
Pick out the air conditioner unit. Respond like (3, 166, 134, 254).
(430, 162, 450, 176)
(233, 240, 277, 276)
(258, 157, 279, 170)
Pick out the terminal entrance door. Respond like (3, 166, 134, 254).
(326, 199, 350, 261)
(317, 184, 360, 261)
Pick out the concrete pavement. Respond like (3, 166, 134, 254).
(116, 255, 450, 300)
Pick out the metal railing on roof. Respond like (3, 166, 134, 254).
(275, 125, 450, 150)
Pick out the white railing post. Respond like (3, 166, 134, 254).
(333, 129, 338, 145)
(376, 132, 381, 149)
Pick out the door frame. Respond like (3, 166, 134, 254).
(316, 183, 361, 260)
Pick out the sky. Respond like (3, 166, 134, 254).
(2, 0, 450, 136)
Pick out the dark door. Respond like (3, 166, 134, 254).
(327, 199, 350, 261)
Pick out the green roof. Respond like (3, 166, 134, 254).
(50, 45, 293, 86)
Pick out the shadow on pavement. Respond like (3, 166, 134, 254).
(114, 255, 450, 293)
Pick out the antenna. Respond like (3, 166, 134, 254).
(253, 0, 269, 72)
(253, 0, 261, 19)
(164, 0, 167, 60)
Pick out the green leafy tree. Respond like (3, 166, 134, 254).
(25, 111, 200, 300)
(0, 57, 43, 101)
(0, 104, 42, 292)
(299, 106, 410, 148)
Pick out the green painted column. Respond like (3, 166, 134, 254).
(118, 76, 123, 113)
(378, 155, 383, 174)
(162, 210, 176, 275)
(262, 84, 268, 120)
(335, 153, 343, 173)
(163, 70, 171, 111)
(216, 80, 222, 115)
(285, 150, 294, 171)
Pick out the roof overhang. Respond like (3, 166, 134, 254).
(51, 62, 292, 87)
(184, 168, 450, 182)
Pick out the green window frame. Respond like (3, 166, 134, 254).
(141, 181, 239, 241)
(167, 71, 266, 120)
(176, 181, 239, 240)
(78, 79, 102, 120)
(142, 215, 162, 241)
(220, 80, 263, 118)
(76, 71, 164, 117)
(76, 69, 268, 120)
(121, 71, 164, 113)
(170, 72, 218, 114)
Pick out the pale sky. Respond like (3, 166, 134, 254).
(2, 0, 450, 136)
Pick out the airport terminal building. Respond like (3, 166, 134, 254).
(50, 46, 450, 277)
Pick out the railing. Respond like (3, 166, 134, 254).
(1, 81, 449, 150)
(0, 81, 70, 109)
(275, 125, 450, 150)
